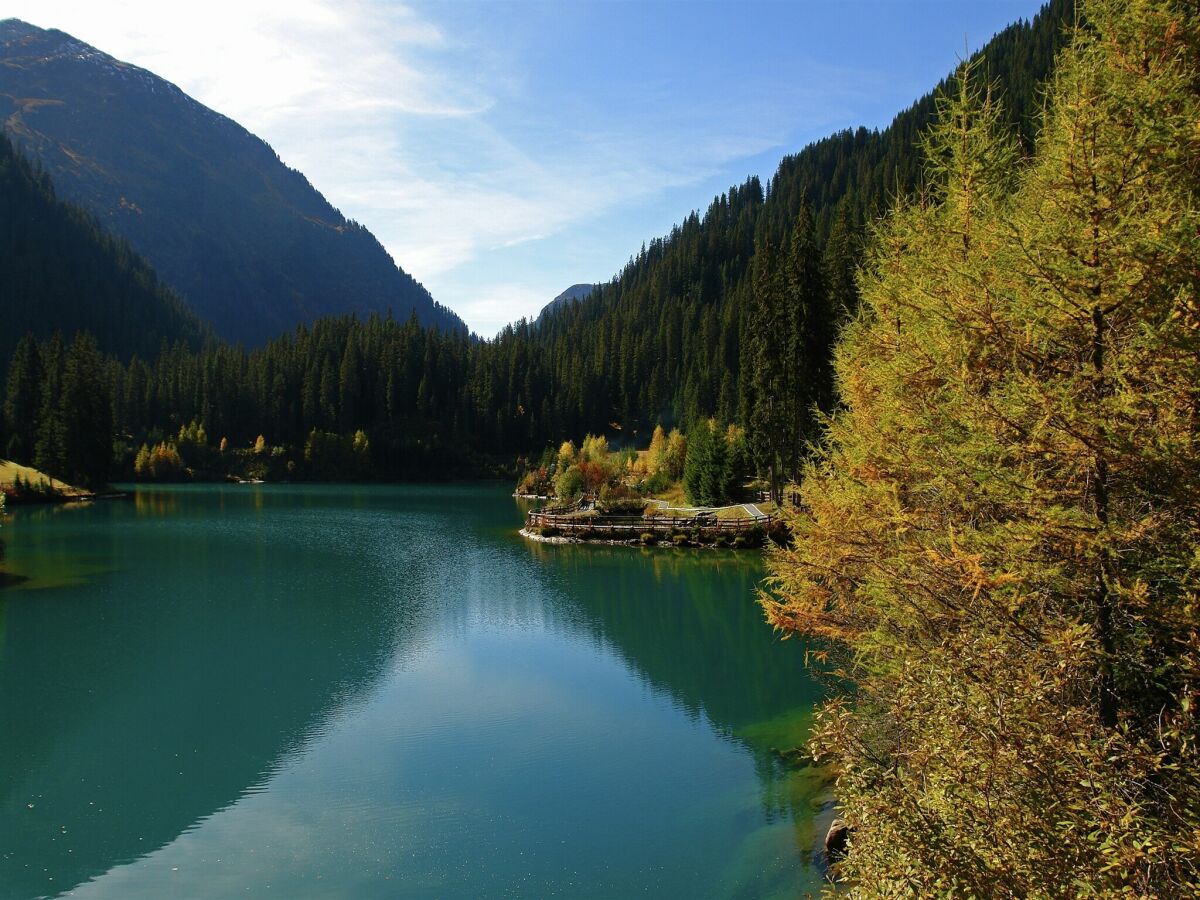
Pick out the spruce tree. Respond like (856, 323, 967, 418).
(823, 202, 861, 327)
(59, 333, 113, 487)
(4, 333, 41, 462)
(782, 202, 829, 469)
(747, 237, 789, 502)
(33, 334, 66, 478)
(683, 419, 712, 506)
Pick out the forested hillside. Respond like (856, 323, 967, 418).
(495, 0, 1074, 449)
(0, 19, 465, 345)
(0, 130, 208, 364)
(2, 0, 1074, 488)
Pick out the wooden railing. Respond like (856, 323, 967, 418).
(531, 499, 586, 517)
(526, 510, 773, 534)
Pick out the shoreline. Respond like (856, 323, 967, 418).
(518, 526, 764, 551)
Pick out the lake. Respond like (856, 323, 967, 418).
(0, 484, 830, 898)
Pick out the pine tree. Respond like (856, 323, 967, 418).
(698, 420, 728, 506)
(782, 202, 829, 471)
(3, 333, 41, 463)
(59, 333, 113, 487)
(683, 419, 712, 506)
(747, 237, 789, 502)
(33, 334, 66, 478)
(823, 201, 861, 327)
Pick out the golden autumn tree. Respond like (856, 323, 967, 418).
(555, 439, 576, 474)
(763, 2, 1200, 894)
(647, 424, 668, 474)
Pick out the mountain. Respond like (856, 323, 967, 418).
(536, 283, 596, 324)
(0, 19, 465, 345)
(488, 0, 1077, 441)
(3, 1, 1078, 480)
(0, 129, 209, 363)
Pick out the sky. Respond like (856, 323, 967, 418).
(8, 0, 1045, 336)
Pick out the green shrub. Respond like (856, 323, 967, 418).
(597, 496, 649, 516)
(553, 465, 587, 501)
(641, 471, 671, 495)
(640, 532, 655, 544)
(671, 533, 689, 547)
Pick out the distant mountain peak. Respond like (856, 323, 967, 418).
(2, 19, 102, 63)
(0, 17, 41, 37)
(537, 283, 596, 324)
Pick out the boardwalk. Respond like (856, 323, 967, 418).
(526, 501, 774, 535)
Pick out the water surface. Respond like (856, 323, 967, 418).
(0, 484, 828, 898)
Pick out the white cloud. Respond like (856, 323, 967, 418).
(451, 282, 549, 332)
(4, 0, 849, 335)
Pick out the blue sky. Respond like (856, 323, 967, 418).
(12, 0, 1045, 335)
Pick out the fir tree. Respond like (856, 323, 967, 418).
(3, 333, 41, 463)
(32, 334, 65, 478)
(59, 333, 113, 487)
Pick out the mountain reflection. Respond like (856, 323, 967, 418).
(0, 486, 828, 898)
(519, 539, 832, 829)
(0, 487, 426, 898)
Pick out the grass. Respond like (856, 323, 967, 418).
(648, 482, 687, 507)
(0, 459, 88, 497)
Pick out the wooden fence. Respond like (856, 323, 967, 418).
(526, 509, 773, 534)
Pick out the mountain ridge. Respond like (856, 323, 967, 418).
(0, 19, 466, 345)
(537, 283, 596, 324)
(0, 128, 210, 365)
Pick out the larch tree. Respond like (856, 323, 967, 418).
(647, 424, 668, 474)
(762, 2, 1200, 895)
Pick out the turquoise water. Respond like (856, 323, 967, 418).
(0, 484, 829, 898)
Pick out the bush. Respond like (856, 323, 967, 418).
(599, 497, 648, 516)
(641, 471, 672, 495)
(640, 532, 656, 544)
(671, 533, 689, 547)
(554, 465, 587, 501)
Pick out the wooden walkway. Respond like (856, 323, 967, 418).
(526, 505, 774, 535)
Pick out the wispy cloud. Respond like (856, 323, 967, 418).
(6, 0, 897, 335)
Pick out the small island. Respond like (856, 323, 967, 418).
(516, 424, 784, 549)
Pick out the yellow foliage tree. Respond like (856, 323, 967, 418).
(556, 440, 576, 473)
(580, 433, 609, 463)
(646, 424, 667, 474)
(765, 4, 1200, 893)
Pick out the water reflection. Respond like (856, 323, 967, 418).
(0, 485, 829, 898)
(521, 541, 832, 835)
(0, 489, 427, 898)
